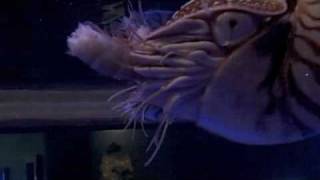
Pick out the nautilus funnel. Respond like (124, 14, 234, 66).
(67, 0, 320, 165)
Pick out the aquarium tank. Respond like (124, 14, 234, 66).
(0, 0, 320, 180)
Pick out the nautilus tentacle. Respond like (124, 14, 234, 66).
(67, 23, 139, 81)
(67, 0, 320, 164)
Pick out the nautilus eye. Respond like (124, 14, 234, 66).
(213, 12, 260, 47)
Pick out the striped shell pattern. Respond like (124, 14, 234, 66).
(67, 0, 320, 165)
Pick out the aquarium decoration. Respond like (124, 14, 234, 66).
(67, 0, 320, 166)
(100, 143, 134, 180)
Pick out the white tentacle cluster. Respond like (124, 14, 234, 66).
(67, 0, 320, 166)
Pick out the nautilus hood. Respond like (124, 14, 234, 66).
(67, 0, 320, 165)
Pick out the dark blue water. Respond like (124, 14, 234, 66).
(0, 0, 185, 89)
(1, 0, 320, 180)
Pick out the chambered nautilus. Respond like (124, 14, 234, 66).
(67, 0, 320, 165)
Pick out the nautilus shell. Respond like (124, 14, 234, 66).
(67, 0, 320, 165)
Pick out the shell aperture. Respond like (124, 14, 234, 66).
(67, 0, 320, 165)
